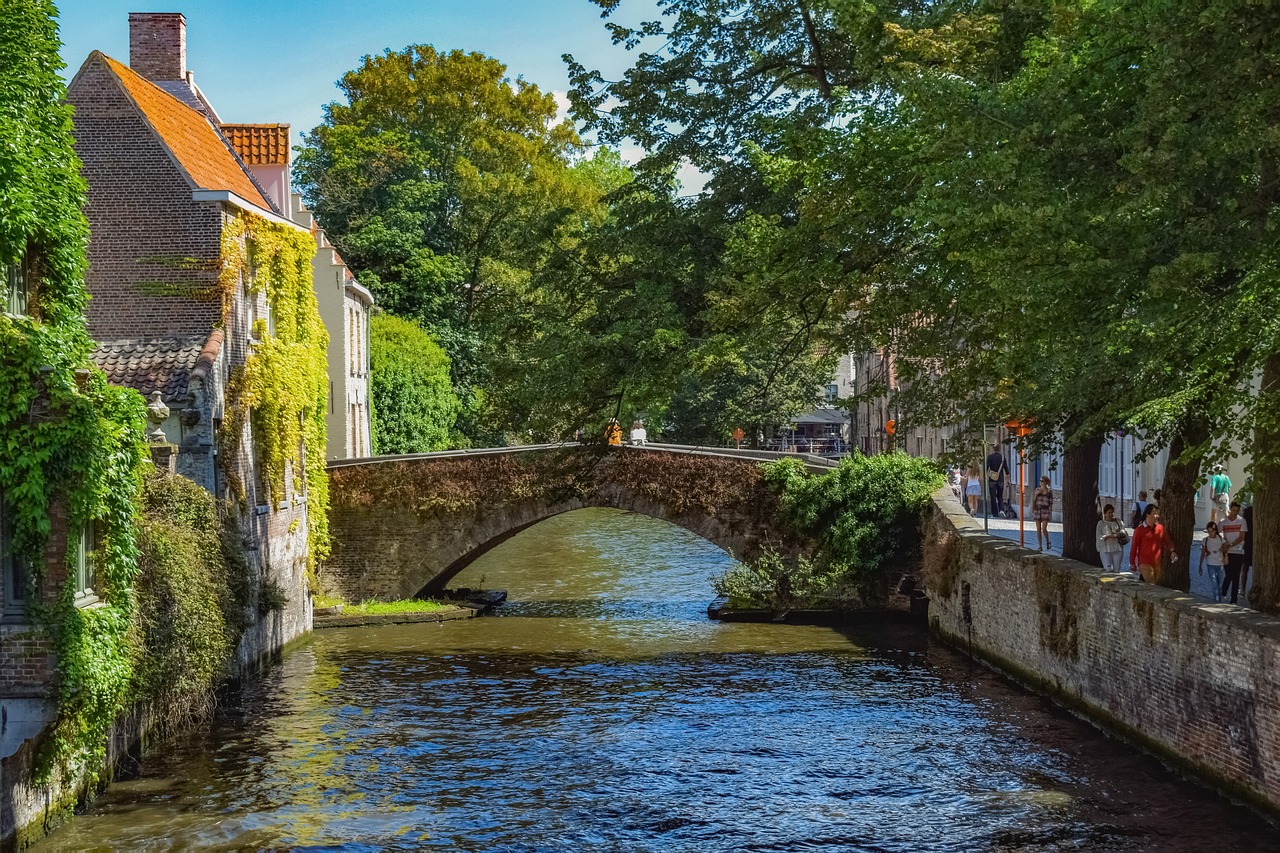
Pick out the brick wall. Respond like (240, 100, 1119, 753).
(924, 486, 1280, 814)
(127, 12, 186, 82)
(1, 503, 75, 698)
(68, 57, 222, 341)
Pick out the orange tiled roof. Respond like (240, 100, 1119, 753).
(98, 54, 271, 210)
(222, 123, 291, 166)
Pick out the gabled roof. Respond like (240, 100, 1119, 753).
(89, 52, 272, 210)
(222, 124, 290, 166)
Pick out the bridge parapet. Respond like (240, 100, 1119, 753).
(323, 444, 820, 601)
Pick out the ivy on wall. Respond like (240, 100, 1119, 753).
(0, 0, 150, 783)
(220, 214, 331, 565)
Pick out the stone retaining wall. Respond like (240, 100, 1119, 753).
(924, 486, 1280, 814)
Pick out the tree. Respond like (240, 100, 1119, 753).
(295, 45, 602, 443)
(369, 314, 460, 454)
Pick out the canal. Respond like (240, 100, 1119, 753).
(39, 508, 1275, 851)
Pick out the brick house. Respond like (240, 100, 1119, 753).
(65, 12, 315, 665)
(216, 124, 375, 460)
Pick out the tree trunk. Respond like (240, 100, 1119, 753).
(1250, 353, 1280, 613)
(1061, 430, 1105, 564)
(1157, 421, 1208, 592)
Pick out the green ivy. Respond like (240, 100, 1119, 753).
(220, 214, 331, 569)
(0, 1, 150, 784)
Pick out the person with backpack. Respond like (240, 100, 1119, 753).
(1130, 490, 1150, 529)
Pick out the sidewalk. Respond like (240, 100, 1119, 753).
(971, 514, 1253, 605)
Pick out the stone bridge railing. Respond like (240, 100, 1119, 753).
(322, 443, 831, 602)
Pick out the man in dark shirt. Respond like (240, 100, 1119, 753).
(987, 445, 1009, 517)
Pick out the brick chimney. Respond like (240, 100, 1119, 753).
(128, 12, 186, 82)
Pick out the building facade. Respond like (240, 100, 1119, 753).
(66, 13, 315, 665)
(290, 195, 374, 460)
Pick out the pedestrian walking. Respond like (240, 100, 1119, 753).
(965, 462, 982, 515)
(1096, 504, 1127, 571)
(1198, 521, 1228, 603)
(1131, 490, 1150, 529)
(987, 444, 1009, 517)
(1032, 476, 1054, 551)
(1130, 504, 1178, 584)
(1219, 501, 1248, 604)
(1209, 465, 1231, 524)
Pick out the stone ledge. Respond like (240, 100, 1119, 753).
(933, 485, 1280, 639)
(313, 606, 475, 629)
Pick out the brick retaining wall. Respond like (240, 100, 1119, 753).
(924, 486, 1280, 813)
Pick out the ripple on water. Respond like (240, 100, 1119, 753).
(35, 508, 1277, 852)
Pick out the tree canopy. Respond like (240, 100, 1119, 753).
(566, 0, 1280, 605)
(369, 313, 460, 454)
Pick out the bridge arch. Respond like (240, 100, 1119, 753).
(323, 445, 829, 602)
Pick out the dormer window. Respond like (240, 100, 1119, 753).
(4, 254, 28, 317)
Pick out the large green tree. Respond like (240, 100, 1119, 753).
(294, 46, 603, 442)
(571, 0, 1280, 599)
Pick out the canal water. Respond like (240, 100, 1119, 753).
(39, 508, 1275, 851)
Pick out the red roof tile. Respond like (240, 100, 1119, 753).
(97, 53, 271, 209)
(221, 124, 291, 166)
(92, 336, 209, 401)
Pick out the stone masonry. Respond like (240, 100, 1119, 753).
(924, 486, 1280, 814)
(324, 445, 812, 602)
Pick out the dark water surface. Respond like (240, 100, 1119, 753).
(39, 508, 1275, 851)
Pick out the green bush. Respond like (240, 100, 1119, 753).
(716, 452, 944, 609)
(130, 472, 247, 727)
(369, 313, 461, 453)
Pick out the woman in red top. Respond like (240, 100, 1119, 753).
(1129, 504, 1179, 584)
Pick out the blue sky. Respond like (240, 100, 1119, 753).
(54, 0, 650, 149)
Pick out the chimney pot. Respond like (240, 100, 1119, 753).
(128, 12, 186, 82)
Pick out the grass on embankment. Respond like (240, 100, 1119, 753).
(314, 596, 452, 615)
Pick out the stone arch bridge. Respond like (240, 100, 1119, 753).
(322, 444, 835, 602)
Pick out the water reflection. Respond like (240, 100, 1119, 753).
(37, 508, 1275, 851)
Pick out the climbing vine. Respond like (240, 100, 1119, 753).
(0, 0, 150, 783)
(219, 214, 331, 566)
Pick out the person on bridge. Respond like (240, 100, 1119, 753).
(630, 421, 647, 446)
(1129, 504, 1178, 584)
(606, 419, 623, 446)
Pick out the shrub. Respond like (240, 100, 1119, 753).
(719, 452, 944, 609)
(130, 472, 247, 732)
(369, 314, 461, 453)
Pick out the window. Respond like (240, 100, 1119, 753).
(4, 254, 29, 316)
(73, 522, 95, 601)
(2, 495, 29, 613)
(824, 384, 839, 402)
